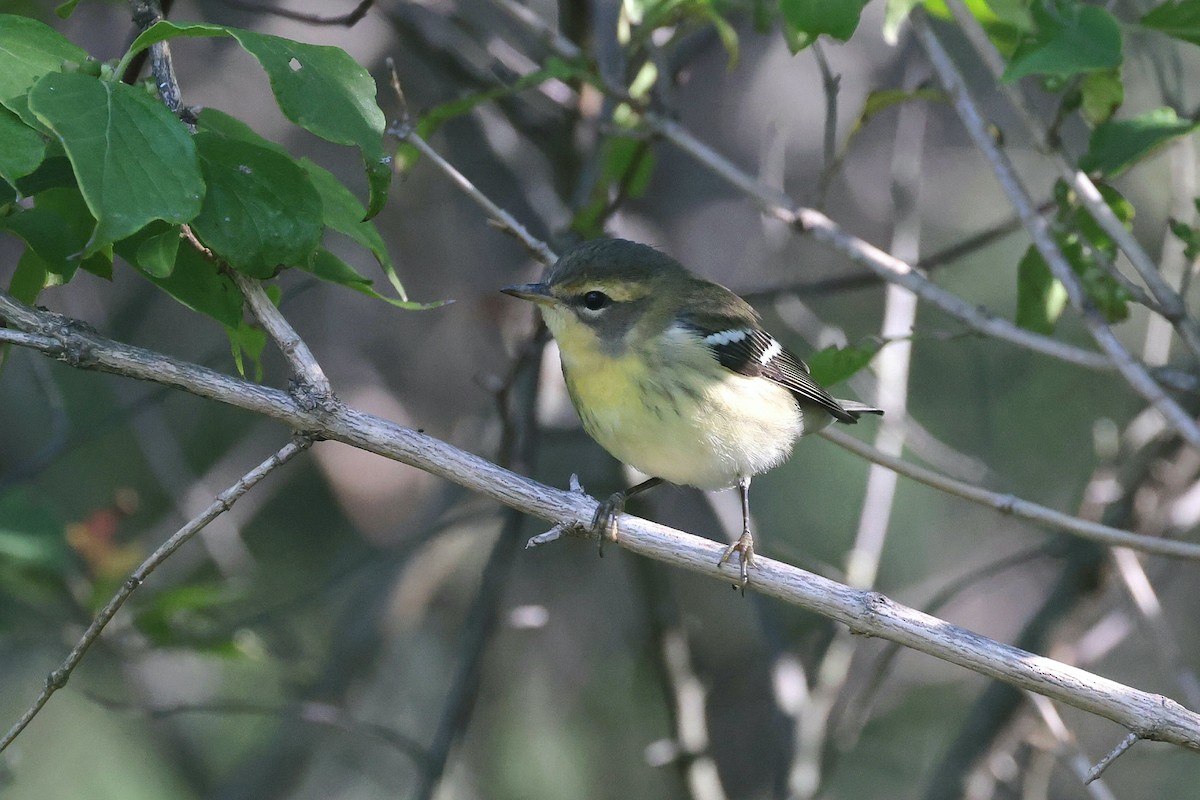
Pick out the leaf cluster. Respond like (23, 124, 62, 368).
(0, 15, 428, 374)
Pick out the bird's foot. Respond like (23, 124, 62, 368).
(590, 491, 626, 557)
(718, 531, 755, 594)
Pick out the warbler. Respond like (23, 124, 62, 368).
(502, 238, 881, 589)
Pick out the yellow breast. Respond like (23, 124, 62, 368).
(546, 309, 805, 489)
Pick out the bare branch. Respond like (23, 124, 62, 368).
(0, 434, 312, 754)
(810, 40, 841, 209)
(4, 296, 1200, 755)
(1087, 732, 1140, 784)
(912, 12, 1200, 451)
(229, 268, 336, 404)
(385, 60, 558, 268)
(821, 428, 1200, 561)
(87, 694, 426, 764)
(129, 0, 185, 118)
(1027, 693, 1119, 799)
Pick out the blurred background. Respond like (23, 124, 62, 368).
(3, 0, 1200, 798)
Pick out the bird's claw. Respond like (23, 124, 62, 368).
(590, 491, 625, 556)
(718, 531, 755, 595)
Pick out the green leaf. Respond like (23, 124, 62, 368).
(301, 157, 407, 299)
(1080, 107, 1199, 177)
(196, 108, 414, 303)
(118, 236, 243, 329)
(1079, 69, 1124, 126)
(1071, 182, 1133, 255)
(27, 71, 204, 254)
(1141, 0, 1200, 47)
(301, 249, 444, 310)
(1170, 217, 1200, 261)
(0, 187, 109, 282)
(13, 154, 75, 196)
(36, 187, 112, 279)
(195, 107, 286, 154)
(0, 106, 46, 185)
(781, 0, 869, 51)
(135, 225, 181, 278)
(1, 206, 84, 280)
(883, 0, 923, 45)
(228, 317, 268, 380)
(805, 340, 882, 386)
(0, 14, 88, 121)
(852, 87, 947, 135)
(1015, 245, 1067, 334)
(571, 135, 656, 238)
(8, 249, 50, 306)
(0, 490, 70, 573)
(122, 21, 391, 218)
(132, 582, 245, 651)
(1003, 2, 1122, 82)
(191, 131, 323, 278)
(56, 0, 83, 18)
(1014, 183, 1133, 334)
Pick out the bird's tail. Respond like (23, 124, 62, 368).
(835, 399, 884, 423)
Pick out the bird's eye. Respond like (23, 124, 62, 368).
(582, 290, 611, 311)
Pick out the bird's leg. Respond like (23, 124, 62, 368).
(718, 476, 755, 593)
(591, 477, 663, 556)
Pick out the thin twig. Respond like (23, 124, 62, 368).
(913, 11, 1200, 451)
(1087, 732, 1139, 783)
(821, 427, 1200, 561)
(385, 59, 558, 267)
(1026, 693, 1118, 799)
(810, 40, 841, 209)
(221, 0, 374, 26)
(87, 694, 427, 764)
(0, 435, 312, 754)
(129, 0, 185, 118)
(129, 2, 338, 413)
(227, 268, 336, 406)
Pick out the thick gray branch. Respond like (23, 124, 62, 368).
(3, 292, 1200, 753)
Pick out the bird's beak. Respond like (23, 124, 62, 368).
(501, 283, 557, 306)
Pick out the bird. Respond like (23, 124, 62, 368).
(502, 238, 882, 590)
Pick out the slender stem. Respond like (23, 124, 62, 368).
(0, 436, 312, 754)
(913, 11, 1200, 451)
(821, 427, 1200, 561)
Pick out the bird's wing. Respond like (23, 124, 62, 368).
(681, 317, 856, 423)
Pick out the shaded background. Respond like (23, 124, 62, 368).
(2, 0, 1200, 798)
